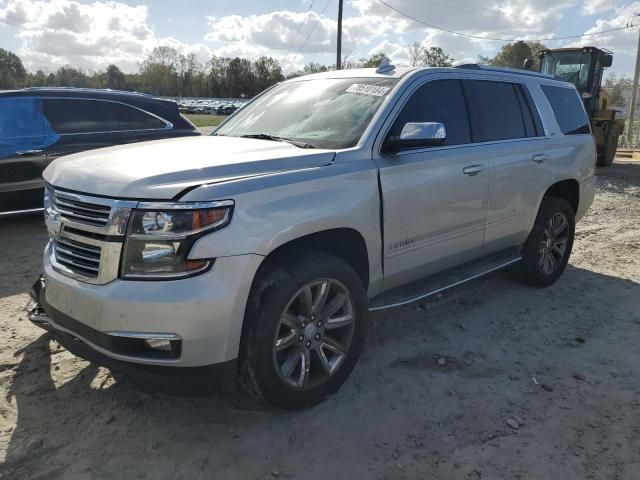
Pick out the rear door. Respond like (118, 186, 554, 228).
(374, 78, 490, 290)
(461, 79, 550, 252)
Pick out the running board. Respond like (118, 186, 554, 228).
(368, 248, 521, 311)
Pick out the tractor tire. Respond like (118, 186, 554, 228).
(597, 123, 619, 167)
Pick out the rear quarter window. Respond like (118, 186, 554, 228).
(541, 85, 591, 135)
(112, 103, 168, 130)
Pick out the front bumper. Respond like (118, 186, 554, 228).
(29, 281, 237, 393)
(35, 246, 263, 368)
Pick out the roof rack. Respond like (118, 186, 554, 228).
(455, 64, 554, 79)
(22, 87, 154, 97)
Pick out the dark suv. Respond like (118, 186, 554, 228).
(0, 88, 199, 215)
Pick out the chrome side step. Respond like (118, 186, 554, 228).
(368, 248, 521, 311)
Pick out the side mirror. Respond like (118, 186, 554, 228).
(385, 122, 446, 151)
(603, 54, 613, 68)
(523, 58, 533, 70)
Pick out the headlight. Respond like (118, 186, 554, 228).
(120, 201, 233, 279)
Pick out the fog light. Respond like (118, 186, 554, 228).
(145, 338, 172, 352)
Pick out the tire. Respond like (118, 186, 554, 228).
(597, 123, 619, 167)
(515, 197, 575, 287)
(239, 250, 368, 409)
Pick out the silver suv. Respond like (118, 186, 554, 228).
(30, 64, 596, 409)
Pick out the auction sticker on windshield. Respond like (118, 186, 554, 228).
(345, 84, 391, 96)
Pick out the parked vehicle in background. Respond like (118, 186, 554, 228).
(173, 97, 247, 115)
(0, 88, 199, 216)
(30, 63, 596, 409)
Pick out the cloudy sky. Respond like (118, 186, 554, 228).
(0, 0, 638, 77)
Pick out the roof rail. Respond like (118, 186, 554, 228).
(22, 87, 154, 97)
(454, 64, 555, 79)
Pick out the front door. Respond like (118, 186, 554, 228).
(374, 79, 489, 291)
(0, 97, 58, 213)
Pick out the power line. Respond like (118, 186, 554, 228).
(377, 0, 637, 43)
(283, 0, 316, 65)
(293, 0, 334, 59)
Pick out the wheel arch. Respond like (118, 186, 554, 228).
(253, 228, 371, 290)
(543, 179, 579, 214)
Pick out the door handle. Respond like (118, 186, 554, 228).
(463, 164, 486, 176)
(532, 154, 547, 163)
(16, 149, 43, 156)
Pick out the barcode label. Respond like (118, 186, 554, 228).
(345, 84, 391, 97)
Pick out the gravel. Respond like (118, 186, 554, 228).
(1, 159, 640, 479)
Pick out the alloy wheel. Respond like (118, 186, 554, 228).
(539, 212, 570, 275)
(272, 279, 356, 390)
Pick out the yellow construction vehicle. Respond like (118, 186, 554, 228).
(535, 47, 625, 166)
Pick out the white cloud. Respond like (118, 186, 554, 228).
(571, 3, 640, 76)
(201, 0, 581, 72)
(0, 0, 211, 72)
(582, 0, 616, 16)
(0, 0, 637, 77)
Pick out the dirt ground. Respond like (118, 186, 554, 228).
(1, 159, 639, 480)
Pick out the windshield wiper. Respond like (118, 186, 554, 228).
(238, 133, 316, 149)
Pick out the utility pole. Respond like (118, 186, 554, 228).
(627, 15, 640, 145)
(336, 0, 343, 70)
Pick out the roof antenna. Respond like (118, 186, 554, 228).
(376, 58, 395, 74)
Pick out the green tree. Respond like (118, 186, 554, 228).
(408, 43, 455, 67)
(140, 46, 180, 96)
(360, 52, 387, 68)
(480, 41, 546, 70)
(53, 66, 90, 87)
(254, 56, 284, 93)
(0, 48, 26, 88)
(604, 74, 632, 107)
(106, 64, 127, 90)
(424, 47, 454, 67)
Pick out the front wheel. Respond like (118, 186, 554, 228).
(239, 251, 368, 409)
(515, 197, 575, 287)
(597, 123, 619, 167)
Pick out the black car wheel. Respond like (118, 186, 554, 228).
(515, 197, 575, 287)
(597, 123, 619, 167)
(239, 250, 368, 409)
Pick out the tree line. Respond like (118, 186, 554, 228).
(0, 41, 631, 105)
(0, 46, 287, 98)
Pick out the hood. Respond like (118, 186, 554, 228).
(43, 135, 336, 199)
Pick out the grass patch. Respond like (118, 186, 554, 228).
(185, 114, 226, 128)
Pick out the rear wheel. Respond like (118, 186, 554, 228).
(597, 123, 619, 167)
(515, 197, 575, 287)
(239, 251, 368, 409)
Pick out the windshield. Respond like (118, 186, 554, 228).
(215, 78, 398, 149)
(541, 51, 591, 92)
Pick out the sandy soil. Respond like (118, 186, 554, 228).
(1, 159, 639, 480)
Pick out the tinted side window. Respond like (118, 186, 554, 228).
(113, 103, 167, 130)
(541, 85, 591, 135)
(389, 79, 471, 147)
(42, 99, 118, 134)
(464, 80, 527, 142)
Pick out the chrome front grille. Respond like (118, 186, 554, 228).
(52, 191, 112, 227)
(45, 186, 138, 284)
(53, 236, 102, 278)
